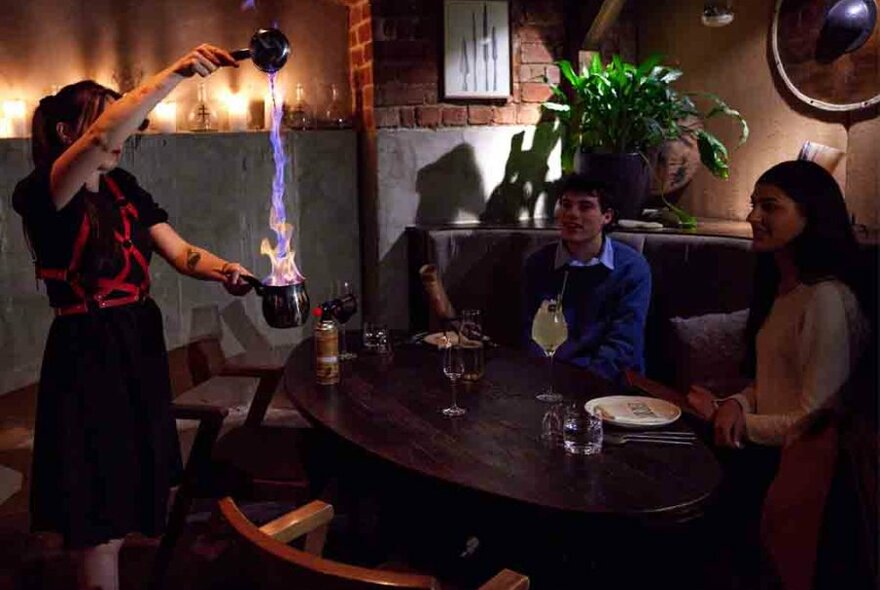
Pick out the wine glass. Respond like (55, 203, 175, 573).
(334, 280, 357, 360)
(531, 298, 568, 402)
(441, 340, 466, 417)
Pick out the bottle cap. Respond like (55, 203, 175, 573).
(312, 306, 323, 318)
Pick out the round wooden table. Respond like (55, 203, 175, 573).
(284, 340, 721, 525)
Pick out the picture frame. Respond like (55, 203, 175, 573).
(443, 1, 511, 99)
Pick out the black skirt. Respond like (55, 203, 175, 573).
(31, 298, 182, 548)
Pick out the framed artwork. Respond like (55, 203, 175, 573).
(443, 1, 511, 99)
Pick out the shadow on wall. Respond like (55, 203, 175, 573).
(415, 143, 486, 224)
(481, 123, 562, 222)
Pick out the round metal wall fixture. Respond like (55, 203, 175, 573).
(772, 0, 879, 112)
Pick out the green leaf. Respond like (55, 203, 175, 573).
(542, 102, 570, 113)
(636, 53, 663, 78)
(558, 60, 583, 91)
(697, 129, 730, 179)
(662, 198, 698, 228)
(590, 53, 602, 74)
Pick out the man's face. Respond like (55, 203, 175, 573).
(555, 191, 613, 245)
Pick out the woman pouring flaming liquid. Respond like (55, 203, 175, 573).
(12, 45, 256, 589)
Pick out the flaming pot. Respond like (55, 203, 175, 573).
(230, 28, 291, 73)
(242, 275, 310, 328)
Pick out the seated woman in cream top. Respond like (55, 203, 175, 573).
(689, 160, 868, 448)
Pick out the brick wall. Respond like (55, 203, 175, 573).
(369, 0, 566, 129)
(347, 0, 375, 130)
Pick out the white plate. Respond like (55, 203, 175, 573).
(585, 396, 681, 429)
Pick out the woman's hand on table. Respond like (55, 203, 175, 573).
(714, 399, 745, 448)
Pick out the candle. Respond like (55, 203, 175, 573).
(225, 93, 248, 132)
(2, 100, 26, 137)
(153, 101, 177, 133)
(0, 117, 12, 139)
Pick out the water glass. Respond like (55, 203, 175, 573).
(458, 309, 485, 382)
(563, 403, 603, 455)
(540, 403, 564, 448)
(362, 322, 391, 355)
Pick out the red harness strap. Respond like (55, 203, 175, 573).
(35, 176, 151, 316)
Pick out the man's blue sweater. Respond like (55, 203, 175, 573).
(523, 238, 652, 383)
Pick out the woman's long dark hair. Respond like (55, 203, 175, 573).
(744, 160, 864, 376)
(29, 81, 123, 291)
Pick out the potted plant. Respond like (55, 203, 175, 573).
(542, 53, 749, 223)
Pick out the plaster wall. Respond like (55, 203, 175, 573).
(0, 130, 359, 394)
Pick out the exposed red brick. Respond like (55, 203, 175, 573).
(492, 105, 518, 125)
(545, 64, 560, 85)
(523, 0, 565, 25)
(522, 82, 552, 103)
(442, 106, 467, 126)
(351, 4, 363, 24)
(395, 63, 436, 85)
(467, 105, 493, 125)
(516, 104, 542, 125)
(399, 106, 415, 128)
(375, 40, 432, 61)
(363, 107, 375, 130)
(362, 84, 374, 108)
(518, 65, 548, 83)
(349, 30, 358, 47)
(416, 105, 441, 127)
(350, 46, 364, 68)
(364, 40, 373, 62)
(377, 82, 435, 106)
(357, 20, 373, 44)
(521, 42, 554, 64)
(375, 107, 401, 128)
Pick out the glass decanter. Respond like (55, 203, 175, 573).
(285, 83, 315, 130)
(187, 83, 218, 132)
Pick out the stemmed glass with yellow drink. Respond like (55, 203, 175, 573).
(531, 297, 568, 402)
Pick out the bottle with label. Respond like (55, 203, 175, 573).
(313, 307, 340, 385)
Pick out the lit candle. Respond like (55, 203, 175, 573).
(0, 117, 12, 139)
(153, 101, 177, 133)
(225, 93, 248, 132)
(2, 100, 26, 137)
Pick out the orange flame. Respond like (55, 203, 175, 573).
(260, 208, 305, 286)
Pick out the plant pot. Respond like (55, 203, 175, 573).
(574, 151, 651, 220)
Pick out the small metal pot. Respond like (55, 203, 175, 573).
(242, 275, 310, 329)
(230, 28, 291, 73)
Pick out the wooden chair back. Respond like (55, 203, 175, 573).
(218, 497, 438, 590)
(218, 497, 529, 590)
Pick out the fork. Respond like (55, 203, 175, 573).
(604, 433, 694, 446)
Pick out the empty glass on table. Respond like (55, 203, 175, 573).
(441, 340, 466, 417)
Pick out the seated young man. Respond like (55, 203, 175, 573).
(523, 174, 652, 383)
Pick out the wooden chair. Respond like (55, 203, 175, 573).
(150, 337, 310, 589)
(218, 496, 530, 590)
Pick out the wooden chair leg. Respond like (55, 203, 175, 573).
(243, 371, 282, 428)
(149, 404, 228, 590)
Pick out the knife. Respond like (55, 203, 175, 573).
(472, 11, 478, 91)
(483, 4, 489, 92)
(461, 37, 469, 91)
(491, 25, 498, 91)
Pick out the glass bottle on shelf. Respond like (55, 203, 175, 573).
(187, 83, 218, 132)
(285, 83, 315, 130)
(321, 83, 351, 129)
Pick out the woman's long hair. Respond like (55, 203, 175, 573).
(744, 160, 865, 376)
(29, 81, 123, 291)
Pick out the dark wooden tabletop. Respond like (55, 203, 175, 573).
(284, 340, 722, 523)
